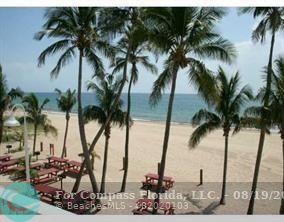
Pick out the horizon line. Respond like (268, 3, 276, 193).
(25, 91, 199, 95)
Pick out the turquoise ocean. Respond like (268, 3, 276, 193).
(33, 93, 207, 123)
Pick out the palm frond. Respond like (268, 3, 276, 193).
(188, 58, 217, 105)
(189, 121, 221, 148)
(38, 39, 72, 67)
(50, 46, 76, 78)
(85, 48, 105, 79)
(149, 64, 172, 106)
(191, 109, 221, 126)
(83, 105, 106, 124)
(193, 36, 237, 64)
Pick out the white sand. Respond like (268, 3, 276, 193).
(0, 111, 283, 214)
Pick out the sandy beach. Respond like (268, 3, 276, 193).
(0, 111, 283, 214)
(38, 111, 282, 183)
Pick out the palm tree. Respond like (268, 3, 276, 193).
(72, 7, 145, 193)
(22, 93, 57, 154)
(189, 67, 253, 205)
(0, 65, 23, 144)
(239, 7, 284, 214)
(271, 58, 284, 214)
(112, 36, 157, 192)
(244, 57, 284, 214)
(84, 74, 129, 193)
(55, 88, 76, 158)
(35, 7, 114, 194)
(145, 7, 236, 213)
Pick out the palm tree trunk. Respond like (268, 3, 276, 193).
(220, 131, 229, 205)
(0, 112, 3, 144)
(33, 124, 38, 155)
(120, 70, 134, 192)
(61, 113, 70, 158)
(100, 125, 111, 193)
(76, 49, 100, 196)
(72, 42, 131, 193)
(280, 130, 284, 214)
(152, 66, 178, 214)
(247, 31, 275, 215)
(91, 155, 95, 170)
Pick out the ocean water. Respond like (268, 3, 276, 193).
(32, 93, 207, 123)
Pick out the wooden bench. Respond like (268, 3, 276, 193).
(0, 155, 11, 162)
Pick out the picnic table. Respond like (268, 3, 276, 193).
(0, 159, 19, 173)
(60, 190, 96, 214)
(133, 198, 175, 215)
(47, 156, 69, 170)
(62, 160, 83, 178)
(142, 173, 174, 192)
(31, 167, 60, 185)
(0, 155, 11, 162)
(34, 184, 64, 204)
(67, 160, 81, 171)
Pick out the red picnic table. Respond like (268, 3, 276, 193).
(31, 167, 60, 184)
(34, 184, 64, 204)
(62, 160, 83, 178)
(47, 156, 69, 170)
(142, 173, 174, 192)
(66, 160, 81, 171)
(0, 155, 11, 162)
(0, 159, 19, 173)
(61, 190, 96, 214)
(134, 198, 175, 215)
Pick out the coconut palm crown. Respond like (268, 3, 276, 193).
(189, 67, 253, 147)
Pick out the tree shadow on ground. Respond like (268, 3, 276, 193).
(182, 194, 221, 215)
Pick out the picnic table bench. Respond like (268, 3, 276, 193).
(34, 184, 64, 204)
(62, 160, 85, 178)
(13, 163, 42, 172)
(31, 167, 60, 185)
(47, 156, 69, 170)
(141, 173, 174, 192)
(0, 159, 19, 173)
(67, 160, 81, 170)
(133, 198, 175, 215)
(0, 155, 11, 162)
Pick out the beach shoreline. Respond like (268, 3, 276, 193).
(43, 109, 280, 133)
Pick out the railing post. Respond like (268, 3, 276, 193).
(199, 169, 203, 186)
(40, 142, 43, 152)
(50, 144, 54, 156)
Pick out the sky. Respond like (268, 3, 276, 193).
(0, 7, 284, 94)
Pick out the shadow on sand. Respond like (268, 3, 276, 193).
(182, 194, 221, 215)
